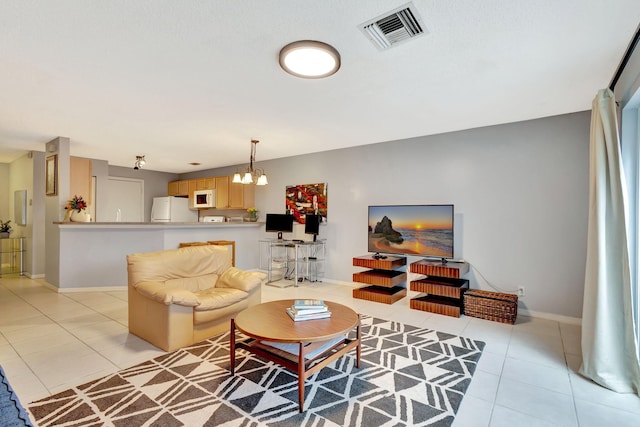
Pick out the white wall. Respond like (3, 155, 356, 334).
(201, 111, 591, 318)
(0, 164, 8, 220)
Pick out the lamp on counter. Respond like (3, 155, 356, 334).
(232, 139, 268, 186)
(133, 155, 145, 170)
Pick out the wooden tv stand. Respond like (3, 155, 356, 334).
(410, 259, 470, 317)
(352, 254, 407, 304)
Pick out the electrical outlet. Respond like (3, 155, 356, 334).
(517, 286, 525, 297)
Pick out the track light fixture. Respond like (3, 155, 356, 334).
(232, 140, 268, 185)
(133, 155, 145, 170)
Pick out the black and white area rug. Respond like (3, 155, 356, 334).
(28, 316, 485, 427)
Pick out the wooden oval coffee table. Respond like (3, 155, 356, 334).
(230, 299, 361, 412)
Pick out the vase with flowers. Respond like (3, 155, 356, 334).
(247, 207, 259, 222)
(65, 195, 91, 222)
(0, 220, 12, 238)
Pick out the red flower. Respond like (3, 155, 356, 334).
(66, 195, 87, 212)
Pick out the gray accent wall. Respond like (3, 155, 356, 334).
(203, 111, 591, 319)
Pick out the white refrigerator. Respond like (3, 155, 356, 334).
(150, 196, 198, 222)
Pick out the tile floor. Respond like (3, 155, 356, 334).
(1, 275, 639, 426)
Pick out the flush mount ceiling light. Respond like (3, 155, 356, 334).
(232, 139, 268, 186)
(133, 155, 145, 170)
(279, 40, 341, 79)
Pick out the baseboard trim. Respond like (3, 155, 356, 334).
(519, 308, 582, 325)
(39, 281, 127, 293)
(57, 286, 127, 293)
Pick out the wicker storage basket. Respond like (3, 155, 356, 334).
(464, 289, 518, 324)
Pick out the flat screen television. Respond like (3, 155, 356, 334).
(304, 214, 321, 241)
(368, 204, 454, 259)
(265, 213, 294, 239)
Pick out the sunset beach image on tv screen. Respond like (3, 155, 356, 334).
(368, 205, 454, 258)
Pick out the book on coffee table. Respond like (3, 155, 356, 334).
(289, 305, 329, 315)
(286, 307, 331, 321)
(293, 299, 326, 309)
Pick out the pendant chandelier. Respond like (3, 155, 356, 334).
(232, 139, 268, 186)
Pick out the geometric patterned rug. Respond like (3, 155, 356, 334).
(27, 316, 485, 427)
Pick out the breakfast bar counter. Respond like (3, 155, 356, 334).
(53, 222, 263, 290)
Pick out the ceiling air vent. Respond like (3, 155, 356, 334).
(360, 2, 427, 50)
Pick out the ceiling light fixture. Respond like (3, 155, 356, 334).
(279, 40, 341, 79)
(133, 155, 145, 170)
(232, 140, 268, 186)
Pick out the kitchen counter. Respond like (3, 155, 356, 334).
(55, 221, 263, 228)
(53, 221, 265, 290)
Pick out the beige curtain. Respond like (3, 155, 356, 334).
(580, 88, 640, 395)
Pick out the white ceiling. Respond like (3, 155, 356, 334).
(1, 1, 639, 173)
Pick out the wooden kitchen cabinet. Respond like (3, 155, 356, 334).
(229, 180, 255, 209)
(168, 180, 190, 196)
(169, 175, 252, 208)
(168, 181, 178, 196)
(213, 176, 255, 209)
(170, 177, 215, 196)
(188, 179, 197, 195)
(215, 176, 230, 208)
(196, 177, 215, 190)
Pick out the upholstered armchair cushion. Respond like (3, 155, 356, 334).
(164, 274, 219, 293)
(216, 267, 266, 292)
(127, 245, 232, 285)
(134, 281, 201, 307)
(194, 288, 248, 311)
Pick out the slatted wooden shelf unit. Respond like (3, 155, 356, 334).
(409, 260, 470, 317)
(352, 255, 407, 304)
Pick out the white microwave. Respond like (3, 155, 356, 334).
(192, 189, 216, 208)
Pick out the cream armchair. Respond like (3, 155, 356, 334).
(127, 245, 265, 351)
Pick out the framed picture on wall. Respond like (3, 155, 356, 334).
(285, 182, 327, 224)
(46, 155, 57, 196)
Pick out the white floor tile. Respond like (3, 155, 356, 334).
(569, 371, 640, 414)
(0, 313, 55, 335)
(490, 405, 564, 427)
(8, 373, 49, 403)
(451, 395, 492, 427)
(0, 342, 20, 361)
(1, 321, 67, 344)
(495, 377, 578, 426)
(476, 349, 506, 376)
(466, 370, 500, 403)
(501, 356, 572, 395)
(29, 351, 116, 390)
(575, 397, 640, 427)
(507, 329, 567, 370)
(57, 312, 112, 331)
(10, 328, 83, 356)
(514, 315, 561, 337)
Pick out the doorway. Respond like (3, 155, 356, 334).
(103, 177, 144, 222)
